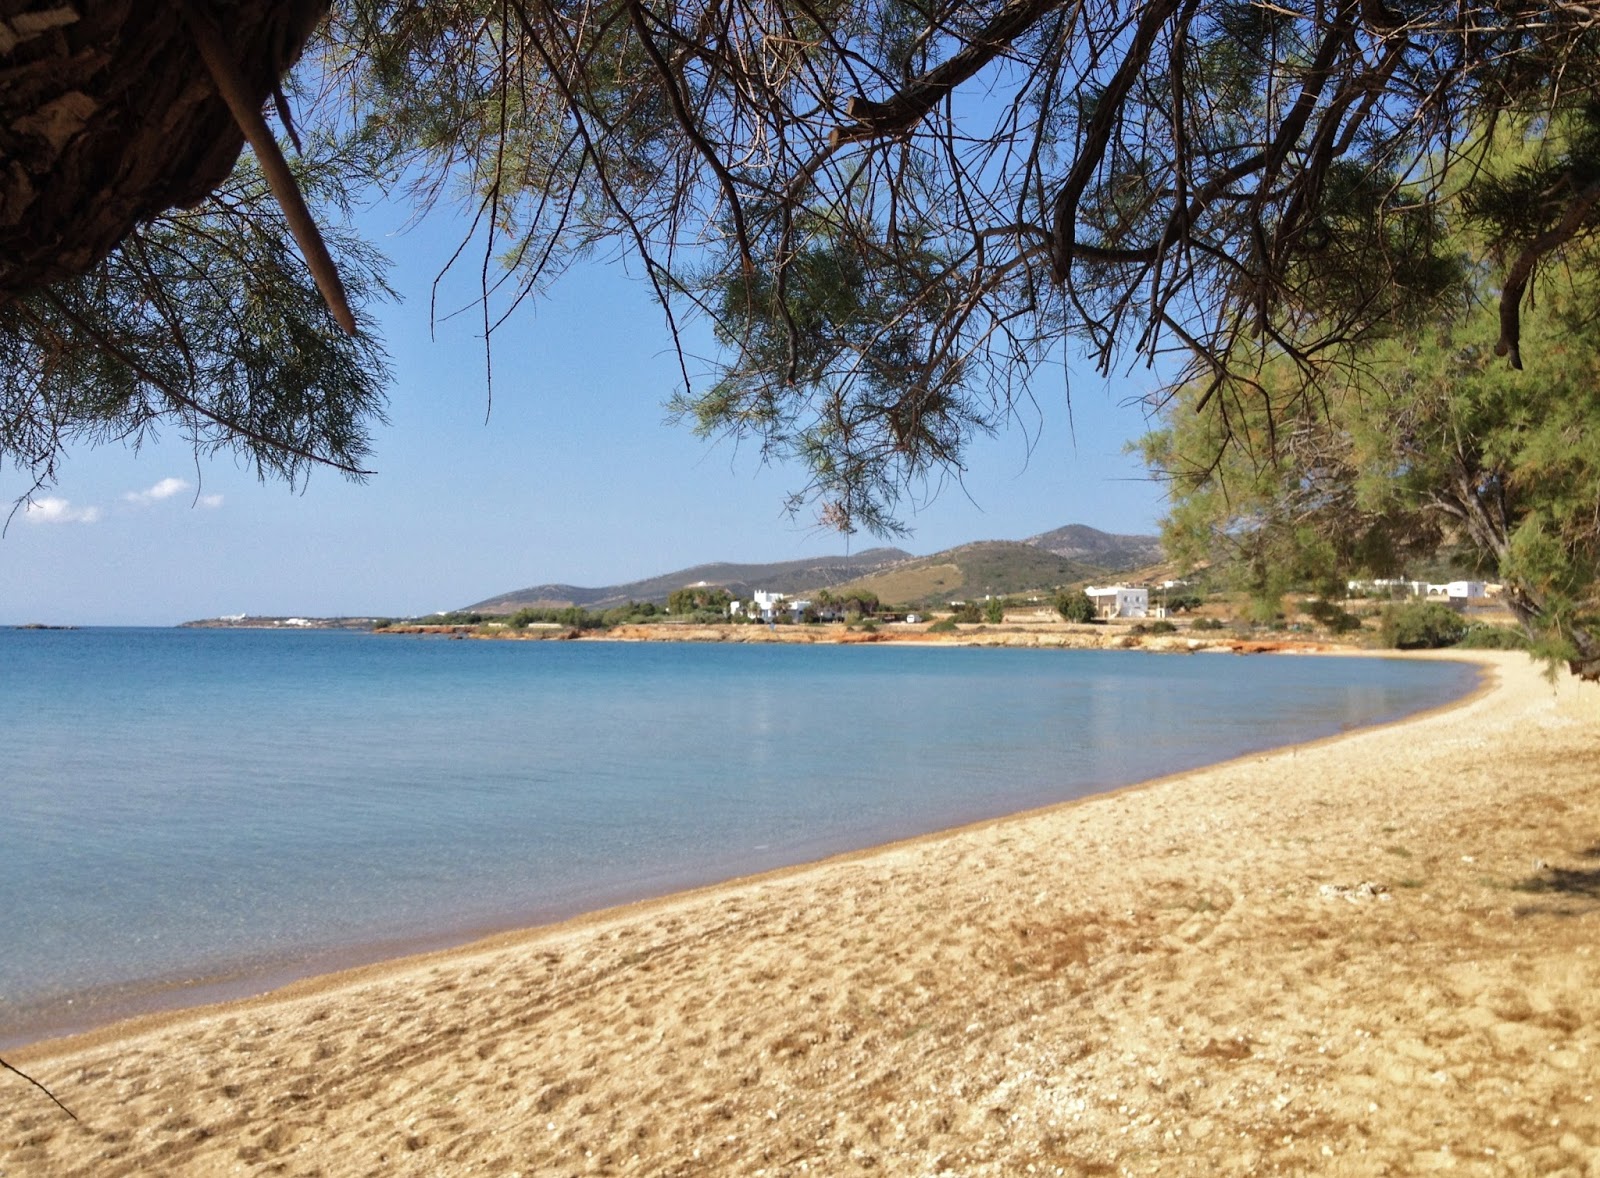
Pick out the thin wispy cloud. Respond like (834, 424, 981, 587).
(24, 496, 102, 525)
(199, 494, 224, 509)
(124, 477, 191, 506)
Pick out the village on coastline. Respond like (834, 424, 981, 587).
(179, 523, 1521, 657)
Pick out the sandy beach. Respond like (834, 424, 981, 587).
(4, 650, 1597, 1176)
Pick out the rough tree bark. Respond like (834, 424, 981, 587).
(0, 0, 327, 303)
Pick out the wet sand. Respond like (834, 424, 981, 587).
(4, 650, 1597, 1176)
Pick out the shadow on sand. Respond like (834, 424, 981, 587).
(1511, 842, 1600, 915)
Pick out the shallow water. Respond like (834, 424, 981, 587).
(0, 628, 1476, 1044)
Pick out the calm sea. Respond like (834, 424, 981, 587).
(0, 627, 1476, 1045)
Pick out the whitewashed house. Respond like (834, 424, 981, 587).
(1085, 585, 1149, 619)
(1446, 580, 1487, 607)
(731, 589, 813, 622)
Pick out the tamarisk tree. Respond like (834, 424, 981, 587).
(1142, 204, 1600, 678)
(4, 1, 1599, 532)
(317, 0, 1600, 530)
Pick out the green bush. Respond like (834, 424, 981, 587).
(506, 605, 607, 630)
(1379, 601, 1469, 649)
(984, 598, 1005, 624)
(928, 616, 959, 633)
(1305, 598, 1363, 634)
(1455, 623, 1530, 650)
(1190, 617, 1226, 632)
(1055, 590, 1096, 623)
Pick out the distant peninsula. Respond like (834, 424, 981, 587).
(178, 616, 383, 631)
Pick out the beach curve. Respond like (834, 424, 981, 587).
(4, 649, 1597, 1176)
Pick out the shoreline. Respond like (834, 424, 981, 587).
(7, 650, 1597, 1176)
(0, 649, 1476, 1054)
(382, 616, 1353, 655)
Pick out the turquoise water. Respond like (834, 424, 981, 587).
(0, 628, 1476, 1045)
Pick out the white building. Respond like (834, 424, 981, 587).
(1347, 578, 1430, 598)
(1085, 585, 1149, 620)
(1446, 580, 1487, 606)
(731, 590, 812, 622)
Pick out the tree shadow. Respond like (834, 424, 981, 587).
(1511, 844, 1600, 916)
(1513, 867, 1600, 899)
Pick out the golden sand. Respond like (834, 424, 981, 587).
(4, 650, 1597, 1177)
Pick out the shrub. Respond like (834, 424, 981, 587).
(928, 616, 959, 633)
(1305, 598, 1363, 634)
(1379, 601, 1469, 649)
(952, 602, 982, 623)
(1455, 623, 1530, 650)
(984, 598, 1005, 624)
(1055, 590, 1096, 623)
(1190, 617, 1226, 632)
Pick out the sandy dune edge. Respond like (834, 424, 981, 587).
(4, 651, 1597, 1177)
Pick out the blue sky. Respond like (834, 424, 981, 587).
(1, 207, 1169, 626)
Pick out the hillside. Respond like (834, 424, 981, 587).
(466, 548, 914, 613)
(1025, 523, 1165, 569)
(826, 540, 1106, 606)
(463, 524, 1164, 613)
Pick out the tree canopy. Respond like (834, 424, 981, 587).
(314, 0, 1600, 531)
(1141, 125, 1600, 677)
(3, 2, 1599, 539)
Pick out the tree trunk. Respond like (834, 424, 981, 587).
(0, 0, 327, 303)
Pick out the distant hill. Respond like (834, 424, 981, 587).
(826, 540, 1107, 606)
(466, 548, 914, 613)
(1024, 523, 1165, 570)
(462, 524, 1164, 613)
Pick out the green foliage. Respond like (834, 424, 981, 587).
(1455, 623, 1531, 651)
(3, 136, 391, 495)
(1190, 617, 1227, 632)
(927, 616, 959, 633)
(672, 216, 988, 537)
(1055, 590, 1096, 624)
(834, 590, 881, 618)
(667, 586, 733, 614)
(505, 606, 607, 630)
(1305, 599, 1363, 635)
(983, 598, 1004, 624)
(1143, 127, 1600, 677)
(308, 0, 1600, 536)
(951, 602, 982, 624)
(1131, 619, 1178, 635)
(1379, 602, 1470, 650)
(599, 601, 662, 626)
(1165, 592, 1205, 613)
(20, 1, 1593, 546)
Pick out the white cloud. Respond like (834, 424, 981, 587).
(24, 496, 102, 525)
(123, 476, 192, 506)
(199, 493, 224, 509)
